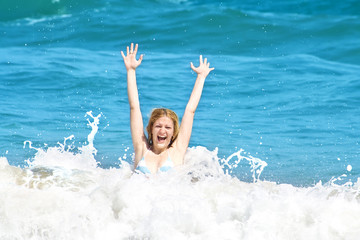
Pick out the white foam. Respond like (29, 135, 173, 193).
(24, 14, 72, 26)
(23, 111, 100, 171)
(1, 113, 360, 239)
(1, 159, 360, 239)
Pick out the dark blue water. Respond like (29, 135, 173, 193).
(1, 0, 359, 186)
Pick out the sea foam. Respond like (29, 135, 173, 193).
(0, 112, 359, 240)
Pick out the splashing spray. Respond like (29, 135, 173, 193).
(220, 149, 268, 182)
(23, 111, 102, 170)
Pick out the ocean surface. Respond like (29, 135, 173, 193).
(1, 0, 360, 239)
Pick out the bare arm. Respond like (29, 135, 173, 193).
(121, 43, 145, 165)
(175, 55, 214, 161)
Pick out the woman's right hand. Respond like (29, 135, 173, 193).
(121, 43, 143, 71)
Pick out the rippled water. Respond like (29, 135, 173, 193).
(0, 0, 359, 238)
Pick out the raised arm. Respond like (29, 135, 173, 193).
(175, 55, 214, 159)
(121, 43, 145, 163)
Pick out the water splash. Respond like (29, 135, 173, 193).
(3, 119, 360, 239)
(23, 111, 101, 170)
(182, 146, 268, 183)
(79, 111, 101, 157)
(220, 149, 268, 182)
(328, 164, 356, 188)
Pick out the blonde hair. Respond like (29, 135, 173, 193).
(146, 108, 179, 147)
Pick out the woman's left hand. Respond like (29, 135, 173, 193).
(190, 55, 215, 79)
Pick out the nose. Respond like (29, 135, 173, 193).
(159, 127, 166, 134)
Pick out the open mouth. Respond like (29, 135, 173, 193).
(157, 136, 167, 142)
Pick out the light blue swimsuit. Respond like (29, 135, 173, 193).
(135, 150, 174, 174)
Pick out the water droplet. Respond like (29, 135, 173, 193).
(347, 165, 352, 171)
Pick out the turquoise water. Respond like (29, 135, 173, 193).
(1, 0, 359, 185)
(1, 1, 360, 239)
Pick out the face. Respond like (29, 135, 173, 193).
(151, 116, 174, 150)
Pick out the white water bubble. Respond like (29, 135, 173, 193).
(347, 165, 352, 172)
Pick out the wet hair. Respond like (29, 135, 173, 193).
(146, 108, 179, 147)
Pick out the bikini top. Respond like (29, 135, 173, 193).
(135, 150, 174, 174)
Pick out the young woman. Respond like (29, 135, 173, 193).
(121, 43, 214, 174)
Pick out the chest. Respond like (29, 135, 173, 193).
(144, 153, 170, 172)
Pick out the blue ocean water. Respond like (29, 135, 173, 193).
(1, 0, 359, 185)
(1, 0, 360, 238)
